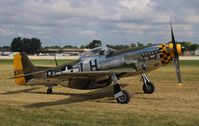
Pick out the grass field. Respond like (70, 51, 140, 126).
(0, 60, 199, 126)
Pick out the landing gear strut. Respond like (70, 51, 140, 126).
(46, 85, 53, 94)
(141, 74, 155, 94)
(111, 73, 131, 104)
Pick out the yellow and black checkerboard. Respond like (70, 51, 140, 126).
(159, 44, 172, 65)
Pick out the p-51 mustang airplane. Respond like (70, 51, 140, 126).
(11, 25, 184, 104)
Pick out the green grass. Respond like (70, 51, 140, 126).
(0, 105, 139, 126)
(1, 104, 198, 126)
(0, 103, 199, 126)
(179, 60, 199, 66)
(165, 60, 199, 67)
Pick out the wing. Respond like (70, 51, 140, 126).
(50, 70, 122, 79)
(48, 68, 137, 83)
(9, 69, 136, 79)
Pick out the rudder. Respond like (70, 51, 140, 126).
(13, 52, 37, 85)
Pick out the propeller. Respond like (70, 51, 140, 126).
(170, 22, 182, 84)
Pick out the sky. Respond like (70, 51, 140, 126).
(0, 0, 199, 47)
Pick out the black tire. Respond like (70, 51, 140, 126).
(47, 88, 53, 94)
(116, 90, 131, 104)
(143, 82, 155, 94)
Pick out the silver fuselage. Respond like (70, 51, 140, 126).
(73, 45, 162, 77)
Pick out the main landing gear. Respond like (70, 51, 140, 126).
(111, 74, 131, 104)
(141, 74, 155, 94)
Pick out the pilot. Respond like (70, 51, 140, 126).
(99, 49, 105, 55)
(106, 45, 112, 56)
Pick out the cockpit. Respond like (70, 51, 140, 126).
(80, 47, 116, 58)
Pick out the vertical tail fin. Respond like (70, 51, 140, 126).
(13, 52, 37, 85)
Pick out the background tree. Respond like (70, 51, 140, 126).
(86, 40, 102, 49)
(147, 43, 152, 46)
(2, 46, 11, 51)
(11, 37, 42, 54)
(44, 45, 61, 49)
(137, 42, 144, 47)
(80, 45, 86, 49)
(30, 38, 42, 54)
(130, 43, 136, 48)
(107, 44, 129, 50)
(63, 45, 77, 49)
(189, 44, 199, 51)
(11, 37, 23, 52)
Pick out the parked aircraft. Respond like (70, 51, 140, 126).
(11, 25, 184, 104)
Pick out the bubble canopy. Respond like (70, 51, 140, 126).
(80, 47, 116, 58)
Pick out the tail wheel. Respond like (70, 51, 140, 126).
(47, 88, 53, 94)
(143, 82, 155, 94)
(116, 90, 131, 104)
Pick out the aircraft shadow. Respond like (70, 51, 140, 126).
(0, 87, 40, 95)
(25, 87, 114, 108)
(1, 84, 163, 107)
(25, 84, 129, 108)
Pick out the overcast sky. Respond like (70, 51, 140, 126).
(0, 0, 199, 47)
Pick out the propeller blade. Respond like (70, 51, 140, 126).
(171, 23, 176, 44)
(174, 56, 182, 83)
(170, 22, 177, 55)
(170, 22, 182, 83)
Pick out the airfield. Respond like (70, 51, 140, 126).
(0, 57, 199, 126)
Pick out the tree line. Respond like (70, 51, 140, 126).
(0, 37, 198, 54)
(10, 37, 42, 54)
